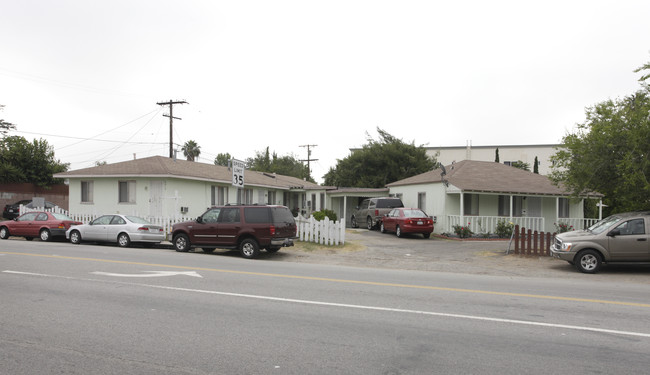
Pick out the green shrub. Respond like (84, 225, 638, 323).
(452, 224, 473, 238)
(312, 209, 338, 222)
(495, 220, 514, 238)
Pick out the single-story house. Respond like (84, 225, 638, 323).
(386, 160, 602, 234)
(54, 156, 328, 220)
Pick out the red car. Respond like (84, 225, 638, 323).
(380, 208, 434, 238)
(0, 211, 82, 242)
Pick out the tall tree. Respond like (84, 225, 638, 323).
(214, 152, 232, 167)
(323, 128, 436, 188)
(0, 136, 68, 186)
(494, 148, 500, 162)
(182, 140, 201, 161)
(533, 156, 539, 174)
(0, 105, 16, 138)
(551, 62, 650, 214)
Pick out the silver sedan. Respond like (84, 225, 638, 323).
(66, 214, 165, 247)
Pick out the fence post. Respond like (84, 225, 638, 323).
(533, 230, 539, 255)
(540, 231, 545, 256)
(514, 225, 520, 254)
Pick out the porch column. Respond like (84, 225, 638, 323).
(509, 195, 513, 221)
(555, 197, 559, 224)
(460, 191, 464, 227)
(343, 196, 348, 226)
(598, 199, 603, 220)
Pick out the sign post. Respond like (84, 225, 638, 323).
(232, 159, 245, 188)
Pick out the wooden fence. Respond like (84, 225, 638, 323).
(295, 216, 346, 245)
(511, 225, 556, 256)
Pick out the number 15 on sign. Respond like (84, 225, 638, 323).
(232, 159, 245, 187)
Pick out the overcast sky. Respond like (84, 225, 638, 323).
(2, 0, 649, 183)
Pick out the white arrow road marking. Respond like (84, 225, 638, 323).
(91, 271, 203, 278)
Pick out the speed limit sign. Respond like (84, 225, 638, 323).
(231, 159, 245, 188)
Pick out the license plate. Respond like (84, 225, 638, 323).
(417, 221, 423, 225)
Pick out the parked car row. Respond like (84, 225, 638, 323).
(0, 204, 298, 260)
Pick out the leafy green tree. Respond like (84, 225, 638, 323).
(551, 62, 650, 214)
(0, 136, 68, 186)
(246, 147, 314, 182)
(214, 152, 232, 166)
(182, 140, 201, 161)
(323, 128, 436, 187)
(510, 160, 530, 171)
(1, 105, 16, 138)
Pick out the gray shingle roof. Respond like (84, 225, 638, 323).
(387, 160, 601, 197)
(54, 156, 321, 190)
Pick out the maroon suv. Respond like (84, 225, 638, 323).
(171, 205, 297, 259)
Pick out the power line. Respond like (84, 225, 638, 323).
(299, 144, 318, 175)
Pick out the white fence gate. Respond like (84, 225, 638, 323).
(295, 216, 346, 245)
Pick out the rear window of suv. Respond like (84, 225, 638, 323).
(244, 207, 270, 223)
(271, 207, 295, 224)
(376, 199, 404, 209)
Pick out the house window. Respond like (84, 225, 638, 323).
(463, 194, 479, 215)
(498, 195, 510, 216)
(118, 180, 136, 204)
(513, 196, 524, 217)
(558, 198, 569, 218)
(268, 191, 276, 205)
(418, 192, 426, 211)
(211, 186, 228, 206)
(320, 193, 325, 210)
(81, 181, 94, 203)
(237, 188, 253, 204)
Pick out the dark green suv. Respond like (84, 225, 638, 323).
(171, 205, 297, 259)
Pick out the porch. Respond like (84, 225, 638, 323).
(444, 215, 600, 236)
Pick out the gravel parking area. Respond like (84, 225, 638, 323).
(277, 229, 650, 283)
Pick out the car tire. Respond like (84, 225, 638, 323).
(575, 250, 602, 274)
(366, 216, 374, 230)
(240, 238, 260, 259)
(396, 225, 403, 238)
(39, 229, 51, 242)
(422, 233, 430, 239)
(351, 216, 358, 228)
(117, 233, 131, 247)
(173, 234, 190, 252)
(380, 222, 386, 233)
(0, 226, 9, 239)
(69, 230, 82, 244)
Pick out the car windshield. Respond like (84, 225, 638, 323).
(125, 216, 153, 224)
(52, 213, 75, 221)
(402, 209, 427, 218)
(587, 215, 622, 235)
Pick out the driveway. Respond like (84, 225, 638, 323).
(277, 229, 650, 283)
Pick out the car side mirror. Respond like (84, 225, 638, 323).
(607, 229, 620, 237)
(196, 216, 203, 224)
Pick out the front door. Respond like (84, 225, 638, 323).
(191, 208, 220, 245)
(608, 219, 649, 260)
(215, 207, 241, 246)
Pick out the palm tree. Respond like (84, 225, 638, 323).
(182, 140, 201, 161)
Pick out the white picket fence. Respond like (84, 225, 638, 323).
(295, 215, 346, 245)
(20, 205, 346, 245)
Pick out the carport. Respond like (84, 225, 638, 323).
(325, 188, 390, 227)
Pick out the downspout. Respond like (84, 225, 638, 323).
(460, 191, 465, 228)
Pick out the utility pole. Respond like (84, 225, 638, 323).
(299, 144, 318, 176)
(156, 100, 188, 158)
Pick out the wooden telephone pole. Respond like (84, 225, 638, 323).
(299, 144, 318, 175)
(156, 100, 188, 158)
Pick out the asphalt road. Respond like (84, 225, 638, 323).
(1, 238, 649, 374)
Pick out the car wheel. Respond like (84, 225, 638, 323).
(39, 229, 51, 242)
(422, 233, 431, 239)
(351, 216, 358, 228)
(69, 230, 82, 244)
(173, 234, 190, 252)
(396, 225, 403, 238)
(575, 250, 602, 274)
(380, 222, 386, 233)
(117, 233, 131, 247)
(366, 216, 374, 230)
(240, 238, 260, 259)
(0, 226, 9, 239)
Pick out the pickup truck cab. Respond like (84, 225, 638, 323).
(550, 211, 650, 273)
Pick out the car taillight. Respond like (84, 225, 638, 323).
(137, 227, 148, 232)
(374, 209, 379, 217)
(270, 225, 276, 235)
(58, 223, 65, 229)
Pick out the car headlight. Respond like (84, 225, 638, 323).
(560, 242, 572, 251)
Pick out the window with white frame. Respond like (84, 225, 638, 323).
(237, 188, 253, 204)
(81, 181, 94, 203)
(417, 192, 426, 211)
(118, 180, 136, 203)
(558, 198, 569, 218)
(211, 186, 229, 205)
(463, 193, 479, 215)
(268, 191, 276, 205)
(498, 195, 510, 216)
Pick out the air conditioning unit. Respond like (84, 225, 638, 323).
(180, 206, 189, 214)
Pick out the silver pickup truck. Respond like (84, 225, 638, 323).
(550, 211, 650, 273)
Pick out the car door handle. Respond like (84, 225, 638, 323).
(637, 238, 647, 241)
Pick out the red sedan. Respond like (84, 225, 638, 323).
(380, 208, 434, 238)
(0, 211, 82, 242)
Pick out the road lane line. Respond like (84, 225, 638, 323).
(3, 269, 650, 339)
(2, 251, 650, 308)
